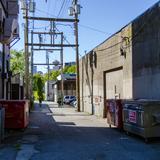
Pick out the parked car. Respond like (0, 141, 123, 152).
(63, 96, 76, 104)
(70, 100, 77, 107)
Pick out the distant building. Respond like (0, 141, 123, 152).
(48, 74, 76, 102)
(44, 80, 56, 101)
(33, 66, 37, 74)
(52, 65, 61, 71)
(65, 62, 76, 67)
(37, 71, 43, 75)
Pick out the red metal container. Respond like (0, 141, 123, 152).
(106, 99, 123, 129)
(0, 100, 29, 129)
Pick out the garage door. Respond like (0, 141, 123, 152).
(105, 68, 123, 99)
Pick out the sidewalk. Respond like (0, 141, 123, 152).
(0, 102, 160, 160)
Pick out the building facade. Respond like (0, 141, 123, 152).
(0, 0, 19, 99)
(52, 74, 76, 102)
(79, 2, 160, 117)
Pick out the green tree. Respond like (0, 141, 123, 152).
(43, 70, 60, 82)
(63, 65, 76, 74)
(43, 65, 76, 83)
(10, 49, 25, 75)
(33, 73, 44, 103)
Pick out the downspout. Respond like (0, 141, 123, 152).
(2, 44, 5, 99)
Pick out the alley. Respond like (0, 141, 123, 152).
(0, 102, 160, 160)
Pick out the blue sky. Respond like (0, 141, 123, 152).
(14, 0, 159, 73)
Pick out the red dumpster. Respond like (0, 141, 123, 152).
(0, 100, 29, 129)
(106, 99, 123, 129)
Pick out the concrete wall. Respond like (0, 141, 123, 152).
(132, 3, 160, 99)
(80, 1, 160, 117)
(80, 24, 133, 117)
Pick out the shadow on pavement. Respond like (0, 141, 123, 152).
(0, 102, 160, 160)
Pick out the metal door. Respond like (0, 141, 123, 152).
(105, 68, 123, 99)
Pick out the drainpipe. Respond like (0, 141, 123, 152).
(2, 44, 5, 99)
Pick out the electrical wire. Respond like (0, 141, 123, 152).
(79, 24, 112, 35)
(95, 7, 158, 52)
(55, 27, 76, 51)
(53, 0, 58, 16)
(35, 7, 114, 36)
(60, 0, 71, 18)
(57, 0, 66, 18)
(36, 8, 56, 17)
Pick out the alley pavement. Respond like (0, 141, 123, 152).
(0, 102, 160, 160)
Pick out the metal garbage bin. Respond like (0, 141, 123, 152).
(0, 107, 5, 142)
(0, 100, 29, 129)
(123, 100, 160, 141)
(106, 99, 123, 129)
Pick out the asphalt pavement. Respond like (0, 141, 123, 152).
(0, 102, 160, 160)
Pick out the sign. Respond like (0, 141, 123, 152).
(129, 110, 136, 123)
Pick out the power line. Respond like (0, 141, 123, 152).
(36, 8, 56, 17)
(79, 24, 112, 35)
(53, 0, 58, 16)
(60, 0, 71, 18)
(57, 0, 66, 17)
(55, 27, 75, 51)
(95, 7, 158, 52)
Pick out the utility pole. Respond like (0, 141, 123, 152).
(46, 51, 49, 100)
(75, 0, 80, 112)
(69, 0, 81, 112)
(60, 33, 64, 106)
(31, 30, 34, 97)
(24, 1, 29, 99)
(30, 0, 35, 100)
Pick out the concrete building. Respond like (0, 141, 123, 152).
(52, 74, 76, 102)
(79, 2, 160, 117)
(44, 80, 56, 101)
(33, 66, 37, 74)
(65, 62, 76, 67)
(0, 0, 19, 99)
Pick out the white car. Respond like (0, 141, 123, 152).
(63, 96, 76, 104)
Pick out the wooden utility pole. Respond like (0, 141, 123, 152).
(24, 2, 29, 99)
(74, 0, 80, 112)
(60, 33, 64, 106)
(31, 30, 34, 99)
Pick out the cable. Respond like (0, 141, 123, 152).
(79, 24, 112, 35)
(96, 7, 158, 52)
(53, 0, 58, 16)
(57, 0, 66, 18)
(56, 23, 74, 29)
(60, 0, 71, 18)
(55, 27, 76, 51)
(36, 8, 56, 17)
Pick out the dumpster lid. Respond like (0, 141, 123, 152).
(123, 99, 160, 105)
(153, 113, 160, 123)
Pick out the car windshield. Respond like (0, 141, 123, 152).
(65, 96, 69, 99)
(71, 96, 75, 99)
